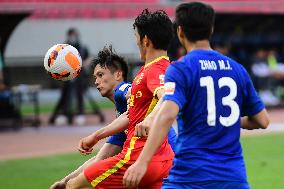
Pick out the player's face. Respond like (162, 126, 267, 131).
(134, 29, 146, 61)
(93, 65, 117, 98)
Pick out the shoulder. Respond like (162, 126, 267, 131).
(225, 55, 249, 75)
(165, 61, 187, 81)
(151, 58, 170, 70)
(118, 83, 131, 92)
(114, 82, 131, 100)
(160, 58, 171, 69)
(145, 59, 170, 77)
(166, 57, 194, 88)
(115, 82, 131, 93)
(168, 56, 189, 74)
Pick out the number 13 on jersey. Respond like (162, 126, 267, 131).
(200, 76, 240, 127)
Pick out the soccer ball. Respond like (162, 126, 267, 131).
(44, 44, 82, 81)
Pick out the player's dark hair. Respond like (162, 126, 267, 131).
(175, 2, 215, 42)
(133, 9, 173, 50)
(93, 45, 128, 81)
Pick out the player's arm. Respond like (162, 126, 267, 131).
(51, 143, 122, 189)
(240, 65, 270, 130)
(241, 109, 269, 130)
(123, 100, 178, 188)
(78, 112, 128, 155)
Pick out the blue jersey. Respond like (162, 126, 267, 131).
(163, 50, 264, 183)
(106, 82, 131, 147)
(107, 82, 177, 150)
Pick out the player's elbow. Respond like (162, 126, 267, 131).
(259, 116, 270, 129)
(260, 109, 270, 129)
(158, 101, 179, 125)
(255, 109, 270, 129)
(161, 111, 177, 124)
(250, 109, 270, 129)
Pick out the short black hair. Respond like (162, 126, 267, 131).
(133, 9, 173, 50)
(175, 2, 215, 42)
(93, 45, 128, 81)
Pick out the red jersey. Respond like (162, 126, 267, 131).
(119, 56, 174, 161)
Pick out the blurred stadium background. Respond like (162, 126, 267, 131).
(0, 0, 284, 189)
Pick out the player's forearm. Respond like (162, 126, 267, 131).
(241, 117, 255, 130)
(94, 143, 122, 161)
(94, 112, 129, 141)
(241, 117, 263, 130)
(241, 109, 270, 130)
(241, 116, 268, 130)
(137, 106, 174, 164)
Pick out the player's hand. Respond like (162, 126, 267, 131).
(123, 160, 148, 189)
(50, 180, 66, 189)
(134, 117, 152, 137)
(78, 134, 97, 155)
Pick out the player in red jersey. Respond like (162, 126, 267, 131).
(66, 9, 174, 189)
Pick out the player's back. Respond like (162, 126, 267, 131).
(166, 49, 264, 183)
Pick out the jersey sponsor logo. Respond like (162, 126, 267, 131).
(165, 82, 176, 95)
(119, 83, 131, 91)
(135, 73, 144, 85)
(159, 74, 165, 84)
(129, 91, 143, 107)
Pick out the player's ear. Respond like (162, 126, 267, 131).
(114, 70, 123, 81)
(177, 26, 186, 46)
(144, 35, 150, 47)
(177, 26, 185, 40)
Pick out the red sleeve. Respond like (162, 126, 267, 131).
(146, 64, 167, 96)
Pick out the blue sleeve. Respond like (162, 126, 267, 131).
(115, 89, 125, 103)
(167, 127, 177, 152)
(115, 83, 131, 105)
(241, 66, 265, 116)
(163, 63, 188, 110)
(106, 131, 127, 147)
(122, 84, 131, 100)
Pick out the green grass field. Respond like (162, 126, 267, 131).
(242, 133, 284, 189)
(0, 133, 284, 189)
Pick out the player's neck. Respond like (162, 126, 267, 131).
(184, 40, 212, 52)
(108, 81, 123, 103)
(108, 96, 115, 103)
(144, 49, 167, 65)
(107, 91, 115, 103)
